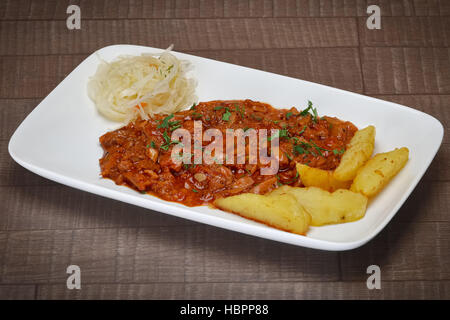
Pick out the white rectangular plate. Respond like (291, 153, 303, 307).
(9, 45, 444, 251)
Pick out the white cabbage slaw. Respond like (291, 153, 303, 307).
(87, 46, 197, 122)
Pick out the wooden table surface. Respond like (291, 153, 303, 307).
(0, 0, 449, 300)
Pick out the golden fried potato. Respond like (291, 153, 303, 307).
(334, 125, 375, 181)
(296, 163, 351, 192)
(271, 186, 368, 226)
(214, 193, 311, 235)
(350, 147, 409, 197)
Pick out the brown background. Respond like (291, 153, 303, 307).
(0, 0, 449, 300)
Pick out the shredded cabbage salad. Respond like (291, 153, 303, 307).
(87, 46, 197, 122)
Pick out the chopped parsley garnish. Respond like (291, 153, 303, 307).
(312, 107, 319, 123)
(291, 137, 332, 158)
(298, 125, 307, 135)
(190, 103, 197, 110)
(276, 171, 298, 186)
(191, 112, 202, 119)
(276, 175, 284, 187)
(268, 128, 289, 142)
(286, 112, 293, 120)
(192, 188, 199, 193)
(157, 114, 174, 129)
(170, 124, 182, 131)
(290, 136, 300, 144)
(284, 171, 299, 184)
(160, 130, 180, 151)
(151, 141, 156, 149)
(300, 101, 313, 116)
(222, 108, 232, 121)
(160, 141, 179, 151)
(280, 128, 289, 138)
(234, 104, 245, 119)
(293, 145, 308, 155)
(284, 152, 293, 161)
(159, 116, 181, 131)
(163, 130, 170, 143)
(214, 106, 224, 111)
(267, 131, 279, 142)
(266, 136, 275, 142)
(309, 140, 329, 156)
(299, 100, 319, 122)
(293, 141, 314, 156)
(333, 148, 345, 155)
(161, 141, 172, 151)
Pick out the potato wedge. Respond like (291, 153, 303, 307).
(334, 125, 375, 181)
(271, 186, 368, 226)
(350, 147, 409, 197)
(296, 163, 351, 192)
(214, 193, 311, 235)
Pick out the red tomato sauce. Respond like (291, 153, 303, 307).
(99, 100, 357, 206)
